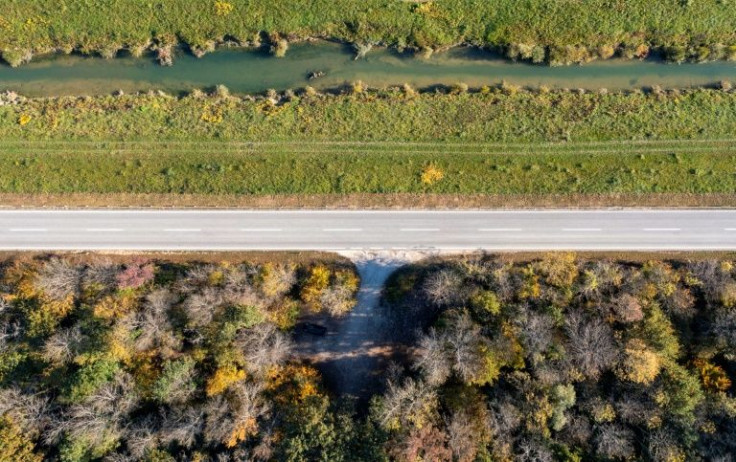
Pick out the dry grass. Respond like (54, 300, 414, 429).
(0, 192, 734, 209)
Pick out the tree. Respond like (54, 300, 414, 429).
(204, 382, 270, 448)
(235, 323, 293, 378)
(0, 414, 43, 462)
(42, 325, 83, 365)
(423, 269, 462, 306)
(134, 288, 180, 356)
(160, 405, 205, 449)
(36, 258, 82, 301)
(413, 329, 451, 387)
(611, 293, 644, 323)
(115, 258, 154, 290)
(152, 357, 197, 404)
(388, 425, 452, 462)
(564, 311, 618, 379)
(374, 376, 438, 432)
(618, 338, 662, 385)
(594, 424, 635, 460)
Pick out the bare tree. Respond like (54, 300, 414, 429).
(564, 311, 618, 379)
(160, 405, 205, 448)
(594, 424, 635, 459)
(423, 269, 463, 306)
(413, 328, 451, 386)
(204, 382, 270, 446)
(376, 376, 438, 431)
(319, 285, 356, 316)
(611, 293, 644, 323)
(135, 288, 181, 356)
(182, 287, 224, 326)
(446, 410, 482, 462)
(0, 387, 50, 433)
(46, 374, 138, 448)
(515, 438, 554, 462)
(518, 312, 554, 363)
(43, 324, 83, 364)
(444, 313, 491, 384)
(83, 258, 118, 288)
(125, 415, 159, 459)
(36, 257, 82, 300)
(236, 323, 293, 378)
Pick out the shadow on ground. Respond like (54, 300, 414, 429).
(293, 251, 431, 403)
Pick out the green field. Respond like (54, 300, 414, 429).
(1, 88, 735, 203)
(0, 140, 734, 196)
(2, 0, 736, 65)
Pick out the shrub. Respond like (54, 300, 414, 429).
(300, 265, 331, 311)
(420, 164, 445, 185)
(270, 39, 288, 58)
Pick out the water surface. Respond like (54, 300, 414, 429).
(0, 42, 734, 96)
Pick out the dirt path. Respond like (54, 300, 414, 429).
(294, 251, 431, 399)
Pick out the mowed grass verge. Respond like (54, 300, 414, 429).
(1, 88, 735, 206)
(1, 141, 734, 196)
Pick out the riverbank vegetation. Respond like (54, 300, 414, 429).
(2, 252, 736, 460)
(0, 254, 360, 461)
(2, 1, 736, 66)
(0, 86, 735, 205)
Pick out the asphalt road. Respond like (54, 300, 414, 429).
(0, 210, 735, 251)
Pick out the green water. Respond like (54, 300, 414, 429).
(1, 41, 734, 97)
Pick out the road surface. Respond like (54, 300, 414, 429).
(0, 210, 735, 251)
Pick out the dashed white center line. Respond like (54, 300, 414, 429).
(240, 228, 283, 232)
(9, 228, 47, 232)
(323, 228, 363, 232)
(86, 228, 124, 232)
(726, 228, 736, 231)
(644, 228, 681, 232)
(164, 228, 202, 232)
(562, 228, 602, 232)
(400, 228, 441, 232)
(478, 228, 523, 232)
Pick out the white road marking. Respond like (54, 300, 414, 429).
(9, 228, 47, 232)
(164, 228, 202, 232)
(86, 228, 124, 232)
(644, 228, 681, 232)
(726, 228, 736, 231)
(400, 228, 441, 232)
(323, 228, 363, 232)
(478, 228, 523, 232)
(240, 228, 283, 232)
(562, 228, 602, 232)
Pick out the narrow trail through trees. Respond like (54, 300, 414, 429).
(294, 251, 432, 399)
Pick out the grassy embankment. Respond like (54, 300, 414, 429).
(1, 0, 736, 66)
(1, 86, 736, 208)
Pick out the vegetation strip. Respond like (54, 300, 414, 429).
(2, 1, 736, 66)
(0, 88, 734, 202)
(2, 252, 736, 460)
